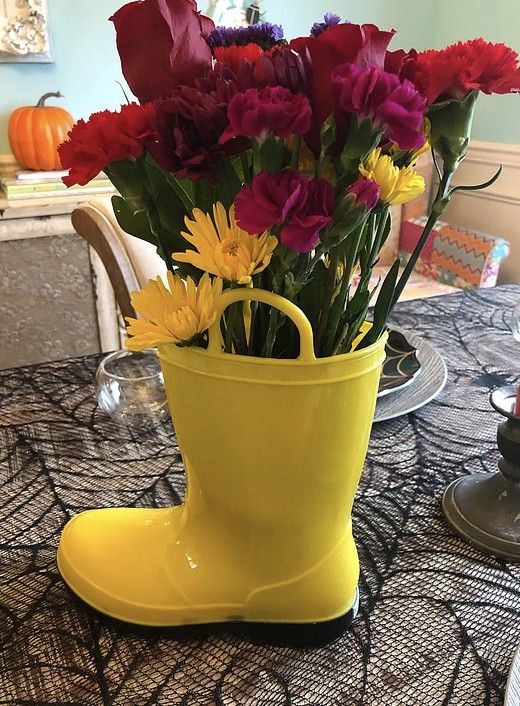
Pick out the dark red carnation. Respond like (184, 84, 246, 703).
(194, 62, 240, 108)
(289, 23, 396, 152)
(220, 86, 312, 142)
(110, 0, 214, 103)
(403, 38, 520, 105)
(59, 103, 158, 186)
(149, 85, 241, 180)
(234, 170, 335, 253)
(236, 46, 310, 95)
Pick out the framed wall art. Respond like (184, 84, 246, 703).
(205, 0, 263, 27)
(0, 0, 53, 63)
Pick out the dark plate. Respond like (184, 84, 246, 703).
(378, 329, 421, 398)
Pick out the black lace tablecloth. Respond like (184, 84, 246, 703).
(1, 285, 520, 706)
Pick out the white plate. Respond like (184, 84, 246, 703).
(506, 642, 520, 706)
(374, 329, 447, 423)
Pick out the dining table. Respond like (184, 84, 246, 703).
(1, 284, 520, 706)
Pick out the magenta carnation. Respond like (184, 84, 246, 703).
(234, 170, 335, 253)
(347, 177, 380, 211)
(220, 86, 312, 142)
(332, 63, 427, 150)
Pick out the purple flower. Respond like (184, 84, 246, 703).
(310, 13, 342, 37)
(207, 22, 284, 50)
(234, 170, 335, 253)
(332, 63, 427, 150)
(220, 86, 312, 142)
(347, 178, 380, 211)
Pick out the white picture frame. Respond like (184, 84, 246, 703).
(0, 0, 53, 63)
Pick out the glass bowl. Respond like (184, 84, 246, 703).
(95, 349, 169, 427)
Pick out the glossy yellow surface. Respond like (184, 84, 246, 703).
(57, 289, 387, 626)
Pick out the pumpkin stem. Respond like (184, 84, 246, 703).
(36, 92, 63, 108)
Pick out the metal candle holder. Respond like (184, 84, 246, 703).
(442, 386, 520, 561)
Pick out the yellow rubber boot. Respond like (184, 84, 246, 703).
(57, 290, 386, 635)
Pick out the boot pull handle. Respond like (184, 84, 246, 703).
(207, 288, 316, 362)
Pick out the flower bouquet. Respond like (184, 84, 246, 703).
(57, 0, 520, 639)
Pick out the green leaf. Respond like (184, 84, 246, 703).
(361, 258, 400, 347)
(105, 160, 144, 208)
(195, 178, 216, 215)
(337, 289, 371, 353)
(111, 195, 155, 246)
(141, 154, 192, 254)
(320, 114, 337, 153)
(214, 159, 243, 208)
(258, 135, 285, 173)
(297, 259, 327, 334)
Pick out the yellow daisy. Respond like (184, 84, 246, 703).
(359, 148, 425, 205)
(173, 202, 278, 285)
(125, 272, 223, 351)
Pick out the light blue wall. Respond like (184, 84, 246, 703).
(263, 0, 437, 50)
(1, 0, 519, 154)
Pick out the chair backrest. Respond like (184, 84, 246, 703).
(71, 201, 168, 321)
(71, 203, 140, 320)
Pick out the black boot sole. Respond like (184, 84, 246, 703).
(66, 585, 359, 649)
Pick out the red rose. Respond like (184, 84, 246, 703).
(110, 0, 214, 103)
(59, 103, 158, 186)
(403, 38, 520, 104)
(289, 23, 395, 152)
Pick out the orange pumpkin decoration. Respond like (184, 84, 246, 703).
(8, 92, 75, 171)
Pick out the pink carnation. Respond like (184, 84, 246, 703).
(332, 63, 427, 150)
(220, 86, 312, 142)
(347, 177, 380, 211)
(234, 170, 335, 253)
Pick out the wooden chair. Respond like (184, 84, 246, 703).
(72, 203, 140, 320)
(71, 200, 167, 321)
(71, 200, 168, 351)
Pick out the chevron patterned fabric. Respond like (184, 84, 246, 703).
(399, 218, 510, 289)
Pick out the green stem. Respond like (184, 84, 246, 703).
(233, 302, 248, 355)
(261, 309, 279, 358)
(323, 249, 351, 356)
(369, 208, 390, 269)
(252, 139, 262, 176)
(389, 169, 453, 310)
(240, 152, 252, 183)
(247, 301, 257, 356)
(316, 247, 340, 354)
(224, 302, 238, 354)
(291, 135, 302, 169)
(294, 245, 327, 285)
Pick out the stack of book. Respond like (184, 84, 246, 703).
(0, 170, 114, 201)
